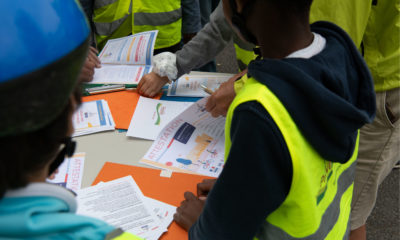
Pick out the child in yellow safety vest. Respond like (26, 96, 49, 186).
(173, 0, 376, 239)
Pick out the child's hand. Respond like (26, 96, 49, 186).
(174, 192, 205, 231)
(88, 47, 101, 68)
(205, 69, 247, 117)
(197, 179, 217, 199)
(137, 72, 169, 97)
(78, 47, 101, 82)
(205, 76, 236, 117)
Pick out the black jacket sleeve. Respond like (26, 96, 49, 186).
(189, 101, 293, 240)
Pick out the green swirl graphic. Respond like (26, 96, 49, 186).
(155, 103, 162, 125)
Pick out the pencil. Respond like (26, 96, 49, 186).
(86, 84, 137, 95)
(200, 84, 214, 95)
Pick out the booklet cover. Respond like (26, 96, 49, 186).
(127, 97, 193, 140)
(72, 100, 115, 137)
(92, 31, 158, 85)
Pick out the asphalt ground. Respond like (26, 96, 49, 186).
(214, 41, 400, 240)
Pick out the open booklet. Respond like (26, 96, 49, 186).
(140, 98, 226, 177)
(92, 30, 158, 85)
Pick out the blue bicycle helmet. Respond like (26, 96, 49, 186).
(0, 0, 90, 136)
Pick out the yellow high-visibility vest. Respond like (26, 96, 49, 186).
(309, 0, 399, 91)
(93, 0, 182, 50)
(225, 77, 359, 239)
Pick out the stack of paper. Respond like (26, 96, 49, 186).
(72, 100, 115, 137)
(77, 176, 175, 240)
(95, 163, 217, 240)
(47, 153, 85, 192)
(127, 97, 193, 140)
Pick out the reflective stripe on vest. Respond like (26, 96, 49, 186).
(95, 11, 131, 36)
(95, 8, 181, 38)
(134, 8, 182, 26)
(94, 0, 119, 9)
(93, 0, 132, 49)
(132, 0, 181, 49)
(225, 77, 359, 240)
(255, 161, 356, 240)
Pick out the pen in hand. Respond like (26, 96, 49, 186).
(200, 84, 214, 95)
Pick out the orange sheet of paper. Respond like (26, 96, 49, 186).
(82, 90, 161, 130)
(93, 162, 216, 240)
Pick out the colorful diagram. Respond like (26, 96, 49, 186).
(174, 133, 219, 172)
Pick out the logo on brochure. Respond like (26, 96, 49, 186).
(154, 103, 166, 125)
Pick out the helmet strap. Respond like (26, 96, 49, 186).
(48, 137, 76, 176)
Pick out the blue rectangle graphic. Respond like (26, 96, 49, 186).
(96, 101, 107, 126)
(173, 122, 195, 144)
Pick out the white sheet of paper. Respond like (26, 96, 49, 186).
(141, 98, 225, 177)
(143, 197, 176, 240)
(77, 176, 161, 239)
(127, 97, 193, 140)
(72, 100, 115, 137)
(167, 73, 234, 97)
(46, 153, 85, 192)
(92, 65, 152, 84)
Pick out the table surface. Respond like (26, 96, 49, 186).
(76, 130, 154, 188)
(77, 71, 234, 188)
